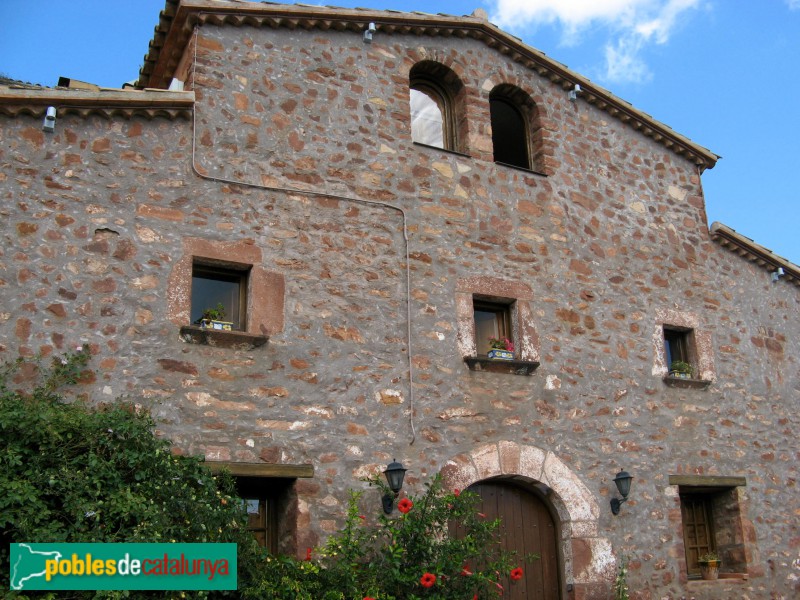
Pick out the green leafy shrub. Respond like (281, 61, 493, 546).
(613, 556, 630, 600)
(245, 476, 534, 599)
(0, 348, 261, 598)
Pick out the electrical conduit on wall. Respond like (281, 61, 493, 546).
(188, 23, 417, 445)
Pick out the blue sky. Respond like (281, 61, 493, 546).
(2, 0, 798, 263)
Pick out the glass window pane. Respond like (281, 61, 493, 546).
(474, 309, 500, 355)
(410, 88, 444, 148)
(191, 271, 241, 327)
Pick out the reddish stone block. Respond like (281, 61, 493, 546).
(157, 359, 198, 375)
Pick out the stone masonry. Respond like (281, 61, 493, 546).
(1, 2, 798, 598)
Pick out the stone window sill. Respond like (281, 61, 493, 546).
(687, 573, 748, 584)
(494, 161, 547, 177)
(413, 141, 471, 159)
(663, 375, 712, 389)
(179, 325, 268, 350)
(464, 356, 539, 376)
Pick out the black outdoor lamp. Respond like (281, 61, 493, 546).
(610, 470, 633, 515)
(382, 459, 407, 514)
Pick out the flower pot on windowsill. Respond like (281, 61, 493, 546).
(669, 370, 692, 379)
(200, 319, 234, 331)
(669, 360, 694, 380)
(487, 349, 514, 360)
(699, 560, 720, 580)
(698, 553, 721, 580)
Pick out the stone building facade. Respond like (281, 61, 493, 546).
(1, 1, 799, 598)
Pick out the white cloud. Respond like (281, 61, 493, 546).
(604, 36, 652, 84)
(787, 0, 800, 10)
(490, 0, 702, 85)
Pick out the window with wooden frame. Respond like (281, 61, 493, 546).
(410, 82, 448, 149)
(473, 297, 514, 356)
(409, 61, 465, 153)
(191, 261, 250, 330)
(664, 327, 693, 364)
(235, 475, 302, 555)
(680, 493, 716, 576)
(663, 326, 697, 376)
(488, 84, 545, 173)
(670, 476, 751, 579)
(490, 95, 529, 169)
(234, 477, 293, 554)
(457, 277, 540, 375)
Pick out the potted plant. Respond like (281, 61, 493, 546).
(669, 360, 694, 379)
(698, 552, 721, 580)
(487, 337, 514, 360)
(196, 303, 233, 331)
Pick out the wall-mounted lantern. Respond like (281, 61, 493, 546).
(382, 459, 407, 514)
(610, 470, 633, 515)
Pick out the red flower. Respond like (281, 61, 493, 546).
(363, 597, 375, 600)
(510, 567, 524, 581)
(305, 547, 312, 561)
(397, 498, 414, 514)
(473, 595, 478, 600)
(453, 489, 461, 497)
(461, 564, 473, 576)
(420, 572, 436, 588)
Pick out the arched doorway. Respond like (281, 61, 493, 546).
(439, 442, 615, 598)
(469, 479, 560, 600)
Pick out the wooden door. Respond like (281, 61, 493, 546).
(469, 481, 561, 600)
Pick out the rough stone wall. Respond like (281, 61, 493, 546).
(1, 19, 799, 599)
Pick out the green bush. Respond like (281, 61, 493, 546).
(0, 348, 261, 598)
(245, 476, 533, 599)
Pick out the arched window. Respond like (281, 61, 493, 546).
(410, 83, 446, 148)
(409, 62, 466, 152)
(489, 85, 541, 172)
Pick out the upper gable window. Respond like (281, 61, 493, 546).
(409, 62, 466, 153)
(410, 85, 446, 148)
(489, 84, 543, 173)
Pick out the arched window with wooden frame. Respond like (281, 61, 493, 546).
(489, 84, 544, 173)
(409, 61, 466, 153)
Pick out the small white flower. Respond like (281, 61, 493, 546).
(85, 510, 96, 518)
(76, 345, 83, 351)
(61, 359, 68, 365)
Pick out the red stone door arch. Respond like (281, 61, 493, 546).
(440, 442, 615, 598)
(469, 479, 561, 600)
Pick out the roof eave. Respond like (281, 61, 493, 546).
(0, 87, 195, 120)
(710, 222, 800, 287)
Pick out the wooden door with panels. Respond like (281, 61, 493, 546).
(468, 480, 562, 600)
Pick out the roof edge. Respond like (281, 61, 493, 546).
(0, 88, 195, 120)
(710, 222, 800, 287)
(0, 87, 194, 107)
